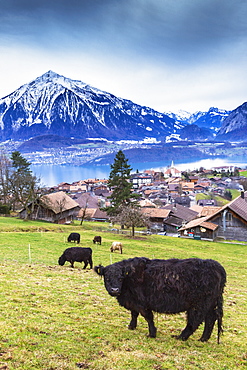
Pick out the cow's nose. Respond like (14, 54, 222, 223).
(111, 287, 120, 295)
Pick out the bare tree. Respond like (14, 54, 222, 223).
(55, 196, 67, 222)
(80, 198, 90, 225)
(111, 205, 149, 237)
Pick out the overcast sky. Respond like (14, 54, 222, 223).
(0, 0, 247, 113)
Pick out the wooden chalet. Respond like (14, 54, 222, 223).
(163, 203, 199, 233)
(180, 191, 247, 242)
(141, 208, 170, 232)
(19, 191, 80, 224)
(179, 217, 219, 240)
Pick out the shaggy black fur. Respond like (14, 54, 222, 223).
(67, 232, 80, 244)
(94, 257, 226, 343)
(93, 236, 102, 245)
(58, 247, 93, 268)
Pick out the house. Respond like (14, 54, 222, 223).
(141, 208, 170, 232)
(179, 217, 219, 240)
(57, 182, 71, 192)
(197, 199, 217, 207)
(181, 182, 194, 193)
(75, 192, 110, 222)
(130, 173, 154, 189)
(139, 199, 157, 208)
(180, 191, 247, 242)
(211, 165, 236, 173)
(168, 183, 180, 194)
(19, 191, 80, 224)
(163, 203, 199, 233)
(194, 184, 208, 193)
(188, 176, 198, 183)
(190, 205, 221, 217)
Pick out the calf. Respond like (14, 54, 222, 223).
(58, 247, 93, 269)
(94, 257, 226, 343)
(67, 232, 80, 244)
(93, 236, 102, 245)
(110, 241, 123, 254)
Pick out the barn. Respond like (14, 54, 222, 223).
(180, 191, 247, 242)
(19, 191, 80, 224)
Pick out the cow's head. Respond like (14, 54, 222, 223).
(94, 263, 127, 296)
(94, 258, 149, 296)
(58, 255, 66, 266)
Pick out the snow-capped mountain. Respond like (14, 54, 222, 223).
(0, 70, 178, 141)
(166, 107, 230, 134)
(217, 102, 247, 141)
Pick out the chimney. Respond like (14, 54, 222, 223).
(241, 191, 245, 199)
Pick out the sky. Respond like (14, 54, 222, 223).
(1, 0, 247, 113)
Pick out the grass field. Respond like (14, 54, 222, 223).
(0, 218, 247, 369)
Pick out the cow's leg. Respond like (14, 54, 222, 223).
(200, 307, 217, 342)
(83, 261, 88, 269)
(176, 309, 203, 341)
(140, 309, 156, 338)
(128, 310, 139, 330)
(70, 261, 74, 268)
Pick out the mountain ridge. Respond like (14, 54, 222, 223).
(0, 70, 178, 141)
(0, 70, 247, 146)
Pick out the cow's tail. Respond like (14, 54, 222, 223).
(216, 294, 224, 344)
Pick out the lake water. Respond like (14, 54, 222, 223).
(31, 156, 247, 187)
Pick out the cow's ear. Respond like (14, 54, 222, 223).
(124, 266, 132, 276)
(94, 265, 104, 276)
(127, 257, 148, 281)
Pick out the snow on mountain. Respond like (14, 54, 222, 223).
(165, 107, 230, 139)
(217, 102, 247, 141)
(0, 70, 176, 141)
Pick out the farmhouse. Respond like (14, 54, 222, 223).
(163, 203, 199, 233)
(19, 191, 80, 224)
(180, 191, 247, 242)
(141, 208, 170, 232)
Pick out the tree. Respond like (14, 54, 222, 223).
(111, 205, 149, 237)
(106, 150, 139, 216)
(0, 150, 12, 208)
(9, 151, 43, 218)
(224, 190, 232, 201)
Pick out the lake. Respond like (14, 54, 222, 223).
(31, 156, 247, 187)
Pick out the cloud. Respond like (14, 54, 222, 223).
(2, 0, 247, 60)
(1, 0, 247, 112)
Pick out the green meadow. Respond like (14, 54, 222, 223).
(0, 218, 246, 369)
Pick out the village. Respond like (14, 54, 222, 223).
(19, 161, 247, 243)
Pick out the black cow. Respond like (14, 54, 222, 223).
(58, 247, 93, 269)
(93, 236, 102, 245)
(94, 257, 226, 343)
(67, 232, 80, 244)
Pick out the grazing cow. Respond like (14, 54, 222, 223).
(94, 257, 226, 343)
(58, 247, 93, 269)
(67, 232, 80, 244)
(93, 236, 102, 245)
(110, 241, 123, 254)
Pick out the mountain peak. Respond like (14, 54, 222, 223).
(34, 70, 69, 86)
(0, 71, 175, 141)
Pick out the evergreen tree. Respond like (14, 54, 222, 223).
(106, 150, 139, 216)
(11, 151, 32, 173)
(9, 151, 43, 217)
